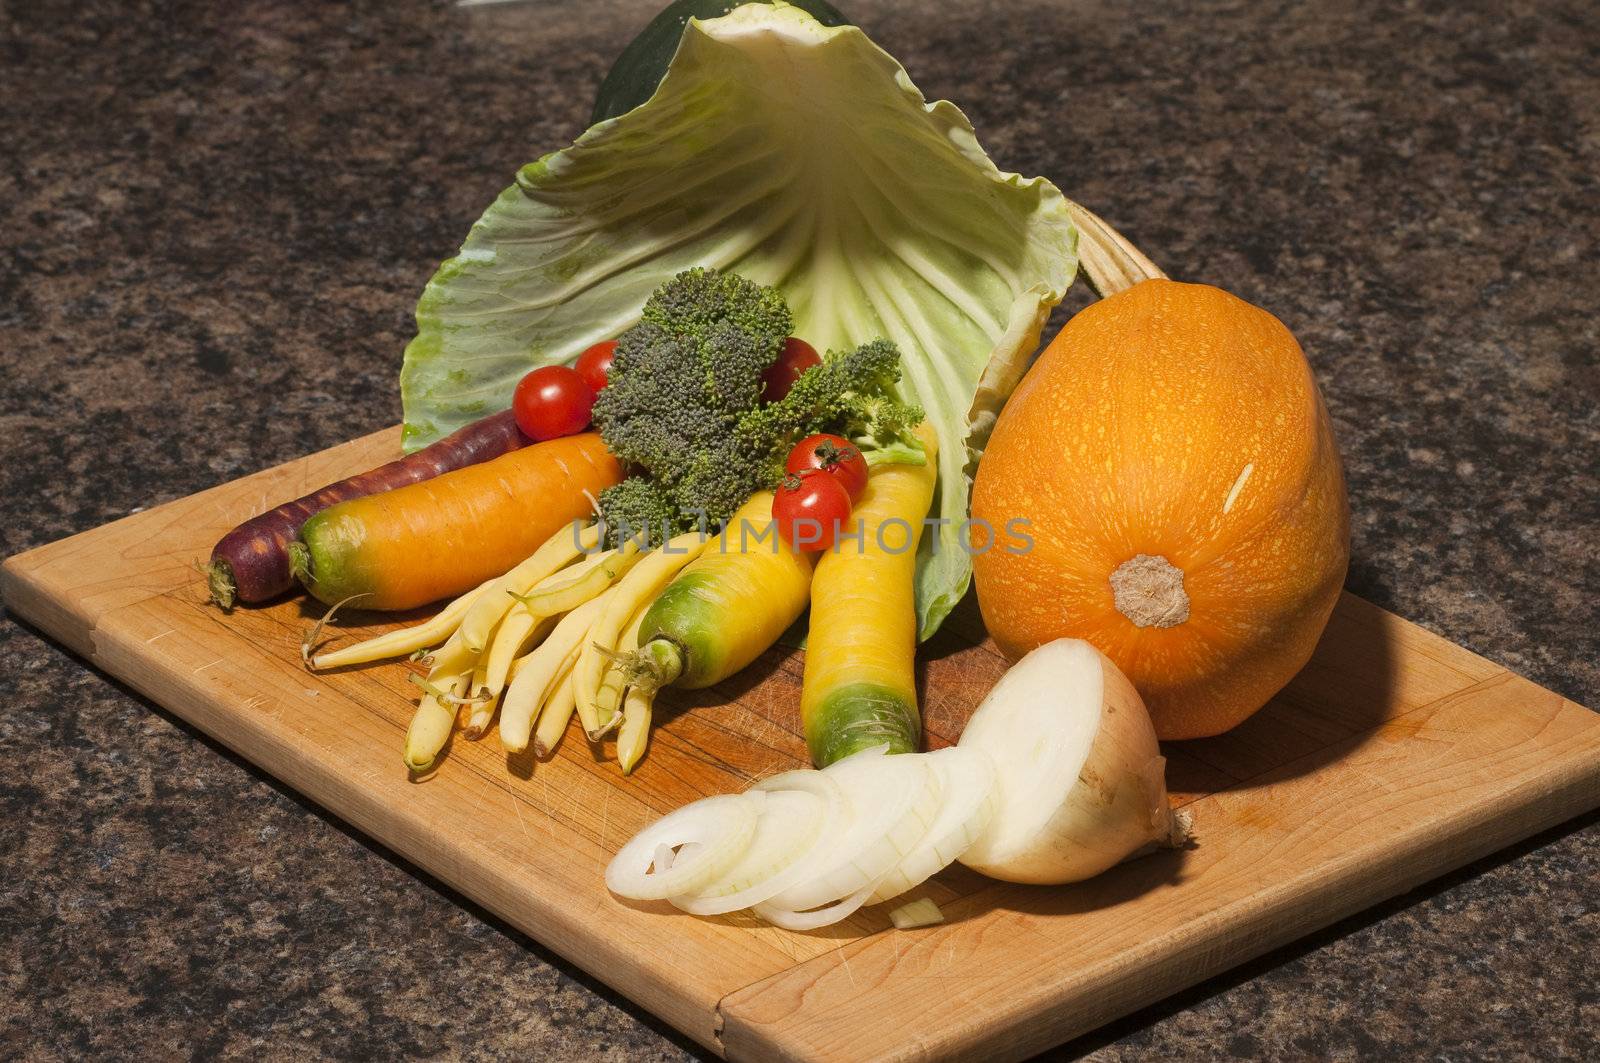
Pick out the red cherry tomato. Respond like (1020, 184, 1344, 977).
(760, 337, 822, 402)
(784, 433, 868, 503)
(513, 366, 594, 441)
(772, 471, 854, 552)
(574, 340, 617, 394)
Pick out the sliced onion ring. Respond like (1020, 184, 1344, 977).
(605, 793, 763, 901)
(868, 746, 997, 904)
(754, 884, 875, 931)
(669, 769, 845, 916)
(767, 752, 940, 915)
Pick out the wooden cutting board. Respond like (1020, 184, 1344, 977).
(5, 426, 1599, 1062)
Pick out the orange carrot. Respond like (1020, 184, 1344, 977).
(206, 409, 529, 608)
(291, 433, 622, 611)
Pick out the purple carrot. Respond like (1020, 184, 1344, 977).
(206, 410, 528, 608)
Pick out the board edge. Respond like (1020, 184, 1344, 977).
(714, 683, 1600, 1063)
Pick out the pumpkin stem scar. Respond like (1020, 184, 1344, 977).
(1110, 554, 1190, 628)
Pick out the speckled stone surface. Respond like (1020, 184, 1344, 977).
(2, 0, 1596, 1059)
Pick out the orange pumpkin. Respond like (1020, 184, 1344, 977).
(970, 279, 1349, 739)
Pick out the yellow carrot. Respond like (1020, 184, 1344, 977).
(801, 423, 939, 766)
(607, 493, 814, 771)
(632, 492, 814, 693)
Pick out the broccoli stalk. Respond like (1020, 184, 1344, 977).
(592, 268, 923, 545)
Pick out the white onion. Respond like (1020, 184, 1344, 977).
(607, 645, 1184, 927)
(867, 745, 998, 903)
(764, 750, 940, 914)
(754, 884, 876, 931)
(887, 897, 945, 929)
(605, 792, 763, 900)
(667, 776, 839, 916)
(957, 639, 1184, 884)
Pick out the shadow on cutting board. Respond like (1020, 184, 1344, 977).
(916, 586, 1400, 798)
(1170, 590, 1400, 794)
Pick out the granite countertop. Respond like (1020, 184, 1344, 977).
(2, 0, 1596, 1058)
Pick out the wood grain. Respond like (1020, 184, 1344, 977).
(4, 430, 1598, 1062)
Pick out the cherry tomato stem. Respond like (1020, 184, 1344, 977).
(785, 433, 869, 502)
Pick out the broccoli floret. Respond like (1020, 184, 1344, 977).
(674, 437, 767, 528)
(591, 324, 711, 473)
(735, 339, 925, 481)
(592, 269, 787, 459)
(638, 265, 791, 348)
(591, 268, 922, 543)
(596, 478, 681, 548)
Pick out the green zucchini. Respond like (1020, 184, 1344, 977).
(591, 0, 850, 124)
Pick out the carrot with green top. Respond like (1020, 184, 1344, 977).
(291, 433, 622, 611)
(801, 423, 939, 766)
(615, 491, 816, 771)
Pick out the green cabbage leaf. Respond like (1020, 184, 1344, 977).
(400, 2, 1077, 638)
